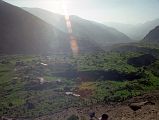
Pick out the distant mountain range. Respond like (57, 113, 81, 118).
(23, 8, 132, 46)
(0, 1, 134, 55)
(105, 19, 159, 40)
(110, 26, 159, 55)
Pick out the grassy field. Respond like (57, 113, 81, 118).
(0, 51, 159, 118)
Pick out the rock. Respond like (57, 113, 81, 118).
(15, 61, 24, 66)
(25, 102, 35, 110)
(129, 104, 141, 111)
(129, 101, 155, 111)
(40, 63, 48, 66)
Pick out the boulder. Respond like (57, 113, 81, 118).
(129, 101, 155, 111)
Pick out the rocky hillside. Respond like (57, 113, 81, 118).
(143, 26, 159, 43)
(34, 91, 159, 120)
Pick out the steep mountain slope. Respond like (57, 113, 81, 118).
(0, 1, 72, 54)
(70, 16, 132, 46)
(105, 19, 159, 40)
(23, 8, 132, 47)
(0, 1, 103, 54)
(143, 26, 159, 43)
(22, 7, 67, 32)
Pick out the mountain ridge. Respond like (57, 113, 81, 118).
(0, 1, 105, 54)
(105, 19, 159, 40)
(23, 7, 133, 47)
(0, 1, 73, 54)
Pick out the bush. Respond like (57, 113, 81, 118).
(137, 79, 152, 86)
(67, 115, 79, 120)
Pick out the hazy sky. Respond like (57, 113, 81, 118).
(3, 0, 159, 24)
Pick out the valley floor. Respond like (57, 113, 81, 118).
(1, 51, 159, 120)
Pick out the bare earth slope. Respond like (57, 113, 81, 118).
(35, 91, 159, 120)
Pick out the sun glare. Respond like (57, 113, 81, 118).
(62, 0, 69, 16)
(61, 0, 79, 56)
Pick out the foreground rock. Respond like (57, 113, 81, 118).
(129, 101, 155, 111)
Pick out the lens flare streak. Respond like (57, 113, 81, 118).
(62, 0, 79, 56)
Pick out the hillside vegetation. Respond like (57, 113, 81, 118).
(0, 48, 159, 118)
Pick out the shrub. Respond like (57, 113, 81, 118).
(67, 115, 79, 120)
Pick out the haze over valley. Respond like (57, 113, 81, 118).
(1, 0, 159, 120)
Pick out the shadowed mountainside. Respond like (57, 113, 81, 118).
(143, 26, 159, 43)
(0, 1, 72, 54)
(23, 8, 132, 47)
(0, 1, 104, 54)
